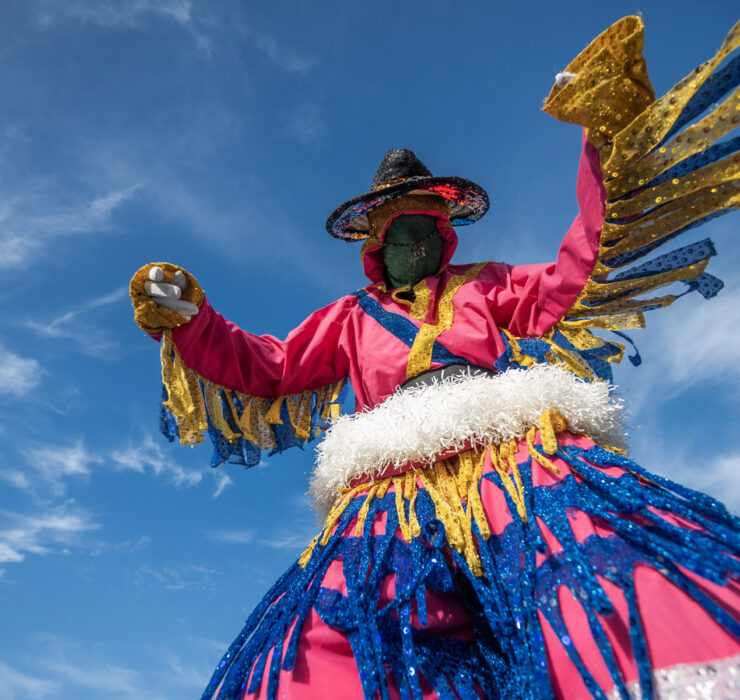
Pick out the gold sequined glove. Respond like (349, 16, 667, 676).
(543, 15, 655, 148)
(130, 262, 205, 335)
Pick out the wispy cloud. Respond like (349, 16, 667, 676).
(32, 0, 214, 55)
(207, 529, 254, 544)
(110, 434, 203, 489)
(39, 640, 171, 700)
(650, 291, 740, 389)
(0, 503, 100, 569)
(286, 100, 327, 146)
(616, 286, 740, 415)
(212, 470, 233, 499)
(19, 441, 101, 497)
(4, 434, 225, 500)
(24, 286, 128, 358)
(0, 185, 140, 270)
(0, 345, 42, 396)
(257, 530, 313, 552)
(135, 563, 219, 591)
(252, 33, 314, 74)
(34, 0, 193, 29)
(19, 635, 211, 699)
(159, 651, 209, 689)
(0, 662, 57, 700)
(207, 524, 313, 551)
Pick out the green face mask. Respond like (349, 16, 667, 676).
(381, 214, 444, 289)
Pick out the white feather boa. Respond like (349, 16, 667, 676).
(310, 365, 629, 514)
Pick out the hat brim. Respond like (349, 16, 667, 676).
(325, 175, 490, 241)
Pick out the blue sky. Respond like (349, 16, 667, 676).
(0, 1, 738, 698)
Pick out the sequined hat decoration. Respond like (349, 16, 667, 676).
(325, 148, 490, 241)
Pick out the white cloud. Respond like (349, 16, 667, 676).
(649, 290, 740, 388)
(0, 345, 42, 396)
(668, 453, 740, 515)
(258, 530, 313, 552)
(0, 503, 100, 567)
(252, 33, 313, 74)
(5, 434, 224, 499)
(287, 100, 326, 146)
(21, 441, 101, 496)
(135, 563, 219, 591)
(0, 662, 57, 700)
(159, 651, 209, 689)
(212, 470, 233, 499)
(24, 286, 128, 358)
(110, 434, 203, 489)
(0, 185, 140, 270)
(20, 635, 210, 699)
(34, 0, 193, 29)
(44, 658, 143, 696)
(32, 0, 213, 55)
(207, 526, 314, 551)
(207, 529, 253, 544)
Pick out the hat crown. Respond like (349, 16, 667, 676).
(370, 148, 432, 191)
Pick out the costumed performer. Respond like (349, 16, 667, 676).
(130, 16, 740, 700)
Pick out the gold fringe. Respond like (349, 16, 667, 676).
(160, 331, 345, 450)
(533, 19, 740, 382)
(406, 263, 487, 380)
(300, 411, 587, 576)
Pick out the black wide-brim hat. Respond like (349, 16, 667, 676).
(326, 148, 490, 241)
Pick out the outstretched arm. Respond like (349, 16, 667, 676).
(130, 262, 355, 465)
(171, 293, 355, 398)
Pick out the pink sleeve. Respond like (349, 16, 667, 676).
(488, 132, 606, 337)
(170, 295, 356, 397)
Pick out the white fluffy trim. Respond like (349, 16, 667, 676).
(310, 365, 628, 514)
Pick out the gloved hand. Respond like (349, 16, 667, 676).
(130, 262, 205, 334)
(555, 71, 577, 88)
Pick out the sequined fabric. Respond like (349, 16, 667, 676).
(502, 17, 740, 383)
(159, 331, 345, 467)
(202, 432, 740, 700)
(606, 654, 740, 699)
(129, 262, 205, 335)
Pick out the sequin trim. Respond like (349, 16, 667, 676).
(405, 263, 486, 379)
(307, 409, 603, 576)
(517, 18, 740, 383)
(202, 438, 740, 700)
(605, 653, 740, 699)
(159, 331, 345, 467)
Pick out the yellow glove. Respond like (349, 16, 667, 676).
(130, 262, 205, 335)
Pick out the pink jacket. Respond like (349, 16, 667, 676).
(171, 136, 605, 412)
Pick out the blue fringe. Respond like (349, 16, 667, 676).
(201, 445, 740, 700)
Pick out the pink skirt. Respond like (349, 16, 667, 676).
(204, 432, 740, 700)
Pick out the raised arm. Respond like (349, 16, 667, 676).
(492, 15, 739, 382)
(486, 132, 606, 339)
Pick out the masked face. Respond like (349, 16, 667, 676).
(381, 214, 444, 289)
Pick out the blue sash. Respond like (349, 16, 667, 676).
(352, 289, 470, 367)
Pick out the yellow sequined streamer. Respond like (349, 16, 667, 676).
(520, 18, 740, 382)
(159, 332, 345, 450)
(406, 263, 487, 379)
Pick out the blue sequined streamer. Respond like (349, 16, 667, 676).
(201, 443, 740, 700)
